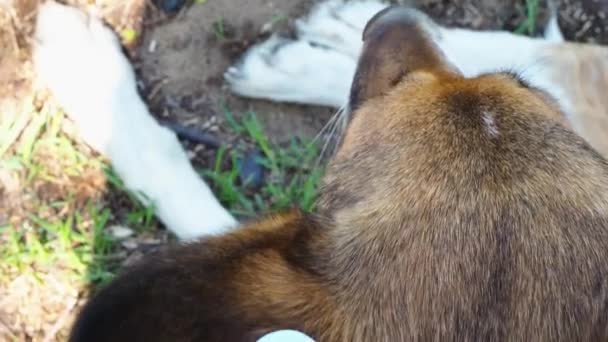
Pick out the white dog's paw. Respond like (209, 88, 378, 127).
(225, 35, 356, 108)
(34, 1, 136, 154)
(295, 0, 387, 58)
(226, 0, 389, 108)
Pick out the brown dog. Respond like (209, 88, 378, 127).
(69, 6, 608, 341)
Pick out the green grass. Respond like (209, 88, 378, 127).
(514, 0, 540, 36)
(212, 17, 226, 40)
(1, 204, 115, 285)
(203, 110, 323, 218)
(104, 167, 157, 231)
(0, 101, 323, 341)
(1, 106, 323, 296)
(0, 106, 159, 288)
(270, 14, 289, 25)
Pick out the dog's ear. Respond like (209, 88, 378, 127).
(349, 6, 461, 110)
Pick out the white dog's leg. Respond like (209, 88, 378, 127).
(294, 0, 387, 59)
(225, 35, 356, 107)
(35, 1, 237, 241)
(225, 0, 389, 108)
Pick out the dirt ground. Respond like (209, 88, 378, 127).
(3, 0, 608, 340)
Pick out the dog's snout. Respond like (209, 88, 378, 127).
(363, 6, 430, 41)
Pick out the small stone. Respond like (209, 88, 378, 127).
(148, 39, 157, 53)
(122, 251, 145, 267)
(237, 149, 264, 188)
(261, 21, 273, 33)
(108, 225, 134, 239)
(121, 239, 138, 250)
(154, 0, 187, 13)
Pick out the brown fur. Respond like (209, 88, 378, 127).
(70, 6, 608, 341)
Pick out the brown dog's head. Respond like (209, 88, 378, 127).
(316, 9, 608, 337)
(319, 6, 603, 226)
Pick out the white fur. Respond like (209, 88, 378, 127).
(257, 330, 315, 342)
(226, 0, 571, 118)
(544, 15, 564, 43)
(438, 28, 547, 77)
(544, 0, 564, 43)
(225, 35, 355, 107)
(294, 0, 386, 58)
(482, 112, 499, 138)
(225, 0, 379, 108)
(35, 2, 237, 241)
(435, 29, 573, 122)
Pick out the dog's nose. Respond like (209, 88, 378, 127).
(363, 6, 434, 42)
(349, 6, 461, 110)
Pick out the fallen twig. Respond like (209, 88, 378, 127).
(160, 120, 221, 148)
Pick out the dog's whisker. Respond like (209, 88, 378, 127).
(312, 105, 345, 145)
(316, 105, 346, 166)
